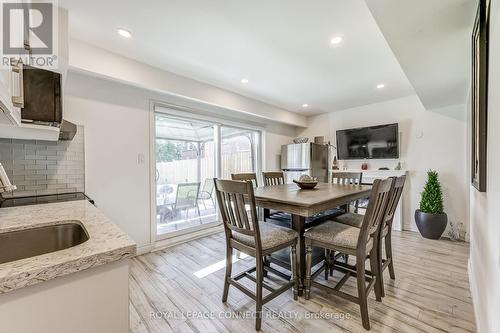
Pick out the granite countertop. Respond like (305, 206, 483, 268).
(0, 200, 136, 294)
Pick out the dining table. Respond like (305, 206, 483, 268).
(253, 182, 372, 291)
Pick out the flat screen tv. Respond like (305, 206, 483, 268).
(336, 123, 399, 160)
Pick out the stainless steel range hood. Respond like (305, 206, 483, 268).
(58, 120, 77, 140)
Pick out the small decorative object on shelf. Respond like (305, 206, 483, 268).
(361, 162, 368, 170)
(332, 156, 339, 170)
(395, 162, 402, 170)
(415, 170, 447, 239)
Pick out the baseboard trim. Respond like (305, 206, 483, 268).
(153, 224, 223, 252)
(136, 244, 154, 256)
(468, 259, 482, 333)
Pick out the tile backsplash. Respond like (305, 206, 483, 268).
(0, 126, 85, 198)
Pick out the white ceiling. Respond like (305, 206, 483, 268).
(365, 0, 477, 110)
(59, 0, 416, 116)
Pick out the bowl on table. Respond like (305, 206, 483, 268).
(293, 175, 318, 189)
(293, 180, 318, 189)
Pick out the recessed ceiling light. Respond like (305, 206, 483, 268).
(302, 104, 309, 108)
(241, 78, 249, 84)
(117, 28, 132, 39)
(330, 36, 343, 45)
(376, 84, 385, 89)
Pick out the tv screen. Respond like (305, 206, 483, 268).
(336, 123, 399, 160)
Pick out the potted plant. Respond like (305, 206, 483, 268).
(415, 170, 447, 239)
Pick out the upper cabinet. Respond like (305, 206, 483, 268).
(0, 59, 22, 126)
(0, 5, 68, 139)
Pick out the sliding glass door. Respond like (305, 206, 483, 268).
(155, 115, 216, 235)
(221, 126, 261, 179)
(154, 111, 262, 239)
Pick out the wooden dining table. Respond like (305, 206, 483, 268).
(253, 182, 372, 290)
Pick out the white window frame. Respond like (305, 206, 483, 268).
(150, 101, 265, 243)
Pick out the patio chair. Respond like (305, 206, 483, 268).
(172, 182, 201, 223)
(198, 178, 215, 209)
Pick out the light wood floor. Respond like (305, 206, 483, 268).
(129, 231, 475, 333)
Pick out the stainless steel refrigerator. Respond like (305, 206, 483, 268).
(280, 143, 330, 183)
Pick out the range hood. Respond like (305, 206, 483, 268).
(0, 119, 77, 142)
(0, 64, 77, 141)
(58, 120, 77, 140)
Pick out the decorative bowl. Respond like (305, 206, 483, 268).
(293, 179, 318, 189)
(293, 137, 309, 144)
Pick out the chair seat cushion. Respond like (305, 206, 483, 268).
(305, 221, 372, 251)
(232, 222, 298, 251)
(333, 212, 364, 228)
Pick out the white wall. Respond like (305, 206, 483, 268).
(298, 95, 468, 235)
(64, 71, 296, 249)
(469, 1, 500, 332)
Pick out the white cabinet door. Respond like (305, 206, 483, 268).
(0, 61, 22, 125)
(0, 4, 23, 125)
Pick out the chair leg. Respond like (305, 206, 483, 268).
(356, 256, 370, 330)
(222, 246, 233, 302)
(369, 248, 382, 302)
(197, 205, 202, 224)
(377, 236, 386, 298)
(305, 242, 313, 300)
(255, 256, 264, 331)
(290, 243, 299, 300)
(324, 249, 330, 280)
(262, 256, 269, 277)
(386, 233, 395, 280)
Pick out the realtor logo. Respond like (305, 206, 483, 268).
(2, 2, 53, 54)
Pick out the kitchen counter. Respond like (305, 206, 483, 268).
(0, 200, 136, 294)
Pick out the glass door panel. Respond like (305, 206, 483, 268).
(220, 126, 261, 180)
(155, 114, 217, 236)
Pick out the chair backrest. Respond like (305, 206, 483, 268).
(202, 178, 215, 194)
(231, 173, 258, 188)
(332, 172, 363, 185)
(174, 182, 200, 208)
(382, 175, 406, 230)
(214, 179, 262, 250)
(357, 178, 393, 247)
(262, 171, 285, 186)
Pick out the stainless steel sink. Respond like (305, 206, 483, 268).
(0, 222, 89, 264)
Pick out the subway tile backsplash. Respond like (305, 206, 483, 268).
(0, 126, 85, 198)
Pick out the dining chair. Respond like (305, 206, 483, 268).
(332, 172, 363, 213)
(304, 177, 394, 330)
(261, 171, 288, 221)
(262, 171, 285, 186)
(214, 179, 299, 331)
(333, 175, 406, 297)
(231, 172, 259, 188)
(261, 171, 344, 281)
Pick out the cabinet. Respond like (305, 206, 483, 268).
(0, 62, 22, 126)
(0, 6, 68, 139)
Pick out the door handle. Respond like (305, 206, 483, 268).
(10, 59, 24, 108)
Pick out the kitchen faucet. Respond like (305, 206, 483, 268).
(0, 162, 16, 200)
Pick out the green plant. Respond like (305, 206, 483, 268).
(419, 170, 444, 214)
